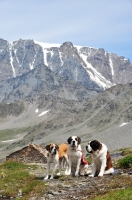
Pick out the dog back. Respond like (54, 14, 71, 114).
(58, 143, 68, 158)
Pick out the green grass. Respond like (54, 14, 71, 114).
(0, 128, 27, 141)
(90, 186, 132, 200)
(0, 161, 46, 199)
(118, 154, 132, 168)
(86, 156, 92, 164)
(0, 127, 29, 149)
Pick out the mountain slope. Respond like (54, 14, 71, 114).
(0, 38, 132, 104)
(0, 83, 132, 156)
(0, 38, 132, 159)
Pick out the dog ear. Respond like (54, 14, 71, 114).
(90, 140, 100, 151)
(67, 137, 72, 144)
(56, 145, 59, 150)
(45, 144, 51, 152)
(77, 137, 81, 144)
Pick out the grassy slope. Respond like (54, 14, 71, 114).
(0, 161, 46, 200)
(90, 186, 132, 200)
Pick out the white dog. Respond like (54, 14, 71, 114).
(66, 136, 88, 176)
(44, 143, 69, 180)
(86, 140, 114, 177)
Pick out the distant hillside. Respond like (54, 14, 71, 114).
(0, 83, 132, 160)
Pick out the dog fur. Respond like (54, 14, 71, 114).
(86, 140, 114, 177)
(44, 143, 69, 180)
(66, 136, 88, 176)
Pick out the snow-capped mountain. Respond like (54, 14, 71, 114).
(0, 38, 132, 102)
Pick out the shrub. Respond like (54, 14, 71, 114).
(119, 154, 132, 168)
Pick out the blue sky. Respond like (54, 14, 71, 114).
(0, 0, 132, 61)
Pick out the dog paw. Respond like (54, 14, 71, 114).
(75, 172, 79, 176)
(98, 173, 103, 177)
(50, 176, 54, 179)
(89, 174, 94, 177)
(44, 175, 49, 180)
(65, 171, 71, 175)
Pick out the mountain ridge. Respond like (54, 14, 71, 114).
(0, 38, 132, 103)
(0, 38, 132, 159)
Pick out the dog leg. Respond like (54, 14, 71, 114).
(50, 161, 58, 179)
(44, 162, 50, 180)
(98, 159, 106, 177)
(75, 158, 81, 176)
(80, 164, 89, 176)
(64, 155, 69, 175)
(89, 163, 96, 177)
(65, 159, 71, 175)
(57, 159, 62, 176)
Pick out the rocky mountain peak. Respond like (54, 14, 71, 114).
(0, 38, 132, 103)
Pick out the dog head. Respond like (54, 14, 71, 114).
(86, 140, 102, 153)
(67, 136, 81, 149)
(45, 143, 59, 155)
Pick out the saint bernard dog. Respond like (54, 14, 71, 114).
(66, 136, 88, 176)
(86, 140, 114, 177)
(44, 143, 69, 180)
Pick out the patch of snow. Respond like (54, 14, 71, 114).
(38, 110, 49, 117)
(109, 56, 114, 76)
(34, 41, 61, 67)
(59, 51, 64, 66)
(105, 51, 107, 56)
(119, 122, 128, 127)
(14, 49, 20, 66)
(79, 53, 113, 89)
(9, 42, 16, 77)
(34, 41, 60, 48)
(35, 109, 39, 113)
(29, 52, 36, 70)
(1, 139, 15, 143)
(43, 49, 48, 66)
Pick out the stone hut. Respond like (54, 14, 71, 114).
(6, 143, 47, 163)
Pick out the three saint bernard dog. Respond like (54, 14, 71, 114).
(86, 140, 114, 177)
(44, 137, 114, 179)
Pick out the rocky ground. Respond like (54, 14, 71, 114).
(28, 153, 132, 200)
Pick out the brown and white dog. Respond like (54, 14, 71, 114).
(86, 140, 114, 177)
(44, 143, 69, 180)
(66, 136, 88, 176)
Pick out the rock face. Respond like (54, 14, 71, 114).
(0, 38, 132, 103)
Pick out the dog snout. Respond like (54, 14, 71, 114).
(73, 141, 75, 145)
